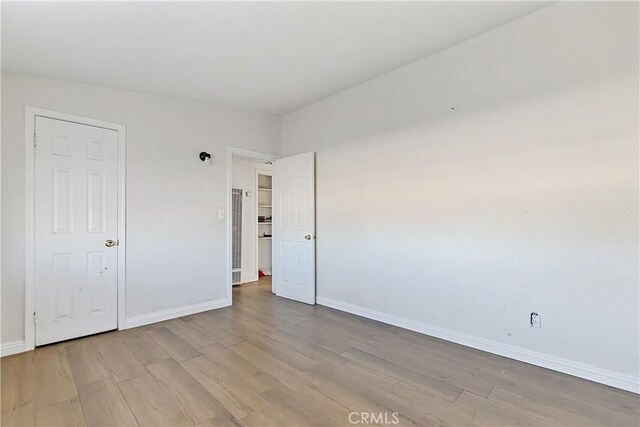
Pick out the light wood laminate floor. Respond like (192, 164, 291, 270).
(2, 278, 639, 426)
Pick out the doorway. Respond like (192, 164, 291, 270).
(226, 148, 316, 306)
(227, 148, 279, 302)
(230, 154, 273, 289)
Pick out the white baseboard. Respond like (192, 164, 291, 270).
(124, 298, 230, 329)
(317, 296, 639, 394)
(240, 275, 259, 284)
(1, 340, 26, 357)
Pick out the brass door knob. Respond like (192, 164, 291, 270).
(304, 235, 312, 240)
(105, 239, 116, 247)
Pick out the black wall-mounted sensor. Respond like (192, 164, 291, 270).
(199, 152, 212, 162)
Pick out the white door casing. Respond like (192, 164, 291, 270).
(34, 116, 119, 345)
(273, 152, 316, 304)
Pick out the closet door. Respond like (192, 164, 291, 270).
(34, 116, 119, 345)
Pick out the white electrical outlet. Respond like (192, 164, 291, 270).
(530, 312, 541, 328)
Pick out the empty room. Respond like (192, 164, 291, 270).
(1, 1, 639, 426)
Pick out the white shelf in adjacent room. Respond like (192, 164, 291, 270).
(257, 172, 273, 281)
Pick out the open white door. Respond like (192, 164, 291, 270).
(273, 152, 315, 304)
(34, 116, 119, 345)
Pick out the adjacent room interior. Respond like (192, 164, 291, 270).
(231, 154, 274, 288)
(1, 1, 639, 426)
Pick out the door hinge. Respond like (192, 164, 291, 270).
(33, 311, 36, 325)
(33, 133, 38, 147)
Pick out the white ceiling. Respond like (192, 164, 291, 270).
(2, 1, 549, 114)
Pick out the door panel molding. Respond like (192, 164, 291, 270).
(24, 107, 126, 351)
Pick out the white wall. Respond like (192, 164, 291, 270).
(232, 157, 272, 283)
(1, 72, 280, 349)
(282, 2, 639, 391)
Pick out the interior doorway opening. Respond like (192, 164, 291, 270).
(227, 148, 316, 307)
(227, 148, 279, 303)
(231, 155, 273, 290)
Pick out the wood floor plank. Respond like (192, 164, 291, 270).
(196, 412, 245, 427)
(118, 374, 193, 426)
(236, 290, 325, 324)
(470, 413, 506, 426)
(199, 343, 283, 393)
(257, 384, 344, 426)
(162, 319, 217, 349)
(145, 327, 201, 362)
(182, 315, 244, 347)
(311, 368, 441, 426)
(301, 317, 374, 352)
(239, 406, 293, 427)
(77, 378, 138, 426)
(275, 320, 355, 354)
(35, 398, 86, 427)
(503, 361, 640, 417)
(1, 352, 35, 424)
(181, 355, 270, 420)
(293, 384, 354, 425)
(242, 332, 319, 371)
(266, 330, 350, 369)
(147, 358, 229, 423)
(93, 336, 147, 383)
(306, 377, 375, 416)
(218, 309, 279, 335)
(366, 343, 495, 397)
(65, 341, 111, 387)
(341, 347, 463, 402)
(34, 345, 78, 408)
(338, 361, 474, 425)
(119, 328, 171, 366)
(1, 401, 34, 427)
(319, 311, 399, 344)
(238, 303, 307, 328)
(488, 386, 603, 426)
(495, 366, 639, 426)
(229, 341, 312, 390)
(455, 390, 547, 426)
(230, 301, 300, 330)
(197, 310, 264, 338)
(391, 329, 509, 374)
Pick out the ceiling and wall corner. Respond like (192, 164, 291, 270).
(1, 1, 550, 114)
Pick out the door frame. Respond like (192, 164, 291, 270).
(24, 106, 127, 351)
(226, 147, 279, 305)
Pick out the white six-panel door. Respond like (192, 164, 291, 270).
(273, 152, 316, 304)
(35, 117, 119, 345)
